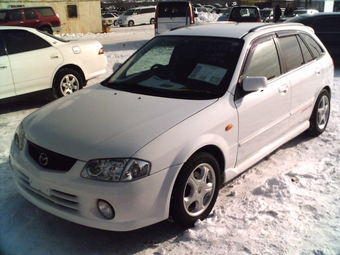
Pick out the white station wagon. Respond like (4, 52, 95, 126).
(0, 26, 107, 99)
(10, 22, 333, 231)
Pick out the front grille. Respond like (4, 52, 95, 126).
(28, 141, 77, 171)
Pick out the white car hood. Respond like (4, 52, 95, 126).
(23, 84, 217, 161)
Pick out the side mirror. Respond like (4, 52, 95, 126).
(242, 76, 268, 92)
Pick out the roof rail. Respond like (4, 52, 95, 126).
(248, 22, 305, 33)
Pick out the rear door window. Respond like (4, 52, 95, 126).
(9, 10, 23, 21)
(24, 9, 38, 20)
(277, 35, 303, 72)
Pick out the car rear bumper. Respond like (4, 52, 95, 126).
(52, 25, 62, 32)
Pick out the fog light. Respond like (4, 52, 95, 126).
(97, 200, 115, 219)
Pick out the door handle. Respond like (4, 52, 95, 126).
(278, 84, 288, 94)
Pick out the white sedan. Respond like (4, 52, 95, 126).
(0, 26, 107, 99)
(10, 22, 333, 231)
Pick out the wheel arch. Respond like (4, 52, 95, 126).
(322, 85, 331, 99)
(53, 64, 86, 87)
(191, 145, 226, 186)
(38, 24, 53, 34)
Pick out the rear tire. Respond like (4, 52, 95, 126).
(150, 18, 155, 24)
(39, 26, 53, 34)
(53, 68, 83, 98)
(170, 152, 220, 228)
(307, 89, 330, 137)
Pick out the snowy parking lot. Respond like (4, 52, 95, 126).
(1, 20, 340, 255)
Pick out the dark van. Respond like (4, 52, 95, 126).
(0, 6, 61, 34)
(155, 1, 195, 36)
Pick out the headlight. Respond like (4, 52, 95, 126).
(81, 159, 151, 182)
(14, 123, 25, 150)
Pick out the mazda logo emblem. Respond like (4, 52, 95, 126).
(39, 153, 48, 166)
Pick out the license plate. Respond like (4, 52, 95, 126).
(29, 178, 50, 196)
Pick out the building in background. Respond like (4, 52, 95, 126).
(1, 0, 339, 34)
(0, 0, 102, 34)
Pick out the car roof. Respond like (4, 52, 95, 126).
(287, 12, 340, 22)
(162, 22, 308, 39)
(0, 25, 33, 31)
(0, 6, 52, 11)
(231, 6, 260, 9)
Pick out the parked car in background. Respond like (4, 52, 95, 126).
(102, 12, 119, 27)
(204, 5, 215, 12)
(286, 12, 340, 63)
(0, 26, 107, 99)
(0, 6, 61, 34)
(118, 6, 155, 27)
(281, 8, 320, 22)
(193, 6, 210, 14)
(228, 6, 261, 22)
(216, 7, 232, 21)
(10, 22, 333, 232)
(155, 1, 195, 36)
(260, 8, 273, 22)
(292, 9, 319, 16)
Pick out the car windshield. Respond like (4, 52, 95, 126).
(103, 36, 243, 100)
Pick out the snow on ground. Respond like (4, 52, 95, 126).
(1, 13, 340, 255)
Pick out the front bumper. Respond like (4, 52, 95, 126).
(52, 25, 62, 32)
(10, 139, 180, 231)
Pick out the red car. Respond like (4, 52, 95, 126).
(0, 6, 61, 34)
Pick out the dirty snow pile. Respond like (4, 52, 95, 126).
(0, 12, 339, 255)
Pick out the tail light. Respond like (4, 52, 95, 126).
(189, 6, 195, 24)
(154, 6, 159, 29)
(99, 47, 105, 55)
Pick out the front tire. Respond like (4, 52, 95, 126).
(170, 152, 220, 227)
(307, 89, 330, 137)
(54, 68, 83, 98)
(128, 20, 134, 27)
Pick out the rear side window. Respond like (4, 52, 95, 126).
(141, 8, 155, 14)
(157, 2, 191, 17)
(241, 37, 281, 81)
(35, 7, 55, 17)
(297, 36, 313, 63)
(299, 33, 324, 59)
(277, 36, 303, 72)
(1, 30, 50, 55)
